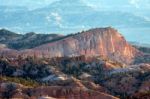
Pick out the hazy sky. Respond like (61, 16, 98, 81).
(0, 0, 150, 10)
(0, 0, 150, 27)
(1, 0, 149, 23)
(0, 0, 149, 44)
(0, 0, 59, 9)
(0, 0, 150, 16)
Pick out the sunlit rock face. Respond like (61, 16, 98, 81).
(0, 27, 141, 64)
(30, 27, 140, 64)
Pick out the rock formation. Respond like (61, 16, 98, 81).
(31, 27, 140, 64)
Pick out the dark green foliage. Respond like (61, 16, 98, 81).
(9, 33, 63, 50)
(62, 64, 82, 77)
(4, 66, 16, 76)
(2, 83, 17, 99)
(47, 56, 106, 79)
(22, 63, 51, 79)
(134, 54, 150, 64)
(21, 57, 52, 79)
(133, 45, 150, 54)
(0, 59, 16, 76)
(0, 76, 41, 87)
(0, 56, 52, 80)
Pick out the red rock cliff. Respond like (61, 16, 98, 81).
(30, 27, 140, 64)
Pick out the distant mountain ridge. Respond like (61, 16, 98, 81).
(0, 29, 63, 50)
(0, 0, 150, 33)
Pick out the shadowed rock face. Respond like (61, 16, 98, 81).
(0, 79, 119, 99)
(29, 27, 140, 64)
(32, 86, 118, 99)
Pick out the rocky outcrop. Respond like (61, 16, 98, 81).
(0, 78, 119, 99)
(30, 27, 140, 64)
(32, 86, 118, 99)
(0, 27, 141, 64)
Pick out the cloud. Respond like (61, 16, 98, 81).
(46, 16, 51, 22)
(46, 12, 63, 27)
(82, 0, 101, 10)
(129, 0, 140, 8)
(143, 16, 150, 22)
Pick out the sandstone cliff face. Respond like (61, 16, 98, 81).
(29, 27, 140, 64)
(0, 27, 141, 64)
